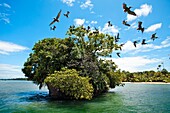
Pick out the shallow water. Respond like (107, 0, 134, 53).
(0, 80, 170, 113)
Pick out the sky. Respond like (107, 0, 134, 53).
(0, 0, 170, 78)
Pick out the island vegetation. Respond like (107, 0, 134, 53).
(22, 26, 123, 100)
(121, 68, 170, 83)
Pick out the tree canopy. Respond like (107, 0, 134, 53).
(22, 26, 123, 99)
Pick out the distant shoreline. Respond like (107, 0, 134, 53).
(0, 78, 28, 81)
(123, 82, 170, 84)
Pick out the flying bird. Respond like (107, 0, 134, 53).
(133, 40, 140, 47)
(122, 3, 131, 12)
(122, 3, 137, 16)
(64, 11, 70, 18)
(122, 20, 130, 26)
(86, 26, 91, 32)
(108, 21, 112, 27)
(137, 21, 144, 33)
(115, 33, 120, 43)
(87, 26, 90, 30)
(119, 43, 125, 51)
(141, 39, 147, 45)
(116, 52, 121, 57)
(120, 43, 125, 47)
(151, 33, 158, 41)
(50, 25, 56, 30)
(49, 9, 62, 26)
(93, 27, 99, 34)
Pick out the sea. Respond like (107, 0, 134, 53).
(0, 80, 170, 113)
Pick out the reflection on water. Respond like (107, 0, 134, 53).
(0, 81, 170, 113)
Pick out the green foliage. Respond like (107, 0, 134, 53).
(67, 26, 122, 94)
(122, 69, 170, 83)
(22, 26, 123, 99)
(107, 70, 123, 88)
(22, 38, 76, 88)
(45, 68, 94, 100)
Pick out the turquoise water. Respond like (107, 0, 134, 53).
(0, 81, 170, 113)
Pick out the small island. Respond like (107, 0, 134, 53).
(22, 26, 123, 100)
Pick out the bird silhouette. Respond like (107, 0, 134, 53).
(115, 33, 120, 43)
(87, 26, 90, 30)
(116, 52, 121, 57)
(122, 20, 130, 26)
(122, 3, 137, 16)
(119, 43, 125, 51)
(141, 39, 147, 45)
(108, 21, 112, 27)
(64, 11, 70, 18)
(123, 3, 131, 12)
(49, 9, 62, 26)
(93, 27, 99, 34)
(86, 26, 91, 32)
(151, 33, 158, 41)
(50, 25, 56, 30)
(133, 40, 140, 47)
(137, 21, 144, 33)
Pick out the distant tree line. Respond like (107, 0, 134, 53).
(121, 68, 170, 83)
(0, 78, 27, 80)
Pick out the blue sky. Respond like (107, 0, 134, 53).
(0, 0, 170, 78)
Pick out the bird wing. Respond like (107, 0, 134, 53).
(116, 53, 121, 57)
(125, 23, 130, 26)
(117, 33, 119, 39)
(56, 9, 62, 20)
(128, 10, 137, 16)
(67, 11, 70, 14)
(49, 20, 55, 26)
(134, 42, 136, 47)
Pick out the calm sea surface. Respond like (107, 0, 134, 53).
(0, 80, 170, 113)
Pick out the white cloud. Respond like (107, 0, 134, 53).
(98, 15, 103, 18)
(80, 0, 93, 10)
(127, 4, 152, 21)
(90, 11, 95, 14)
(161, 36, 170, 45)
(104, 56, 161, 72)
(145, 23, 162, 32)
(100, 23, 119, 35)
(74, 18, 85, 26)
(0, 3, 12, 24)
(3, 3, 11, 8)
(61, 0, 75, 6)
(0, 13, 10, 18)
(122, 37, 170, 54)
(2, 18, 10, 24)
(0, 41, 29, 55)
(0, 64, 25, 79)
(0, 3, 11, 8)
(90, 20, 97, 24)
(0, 13, 10, 23)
